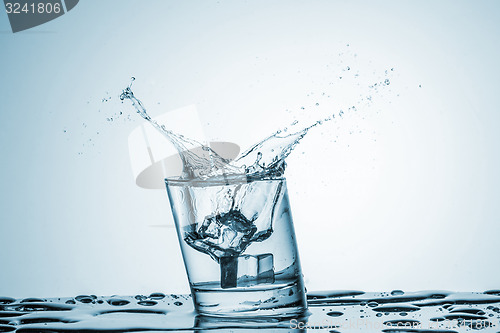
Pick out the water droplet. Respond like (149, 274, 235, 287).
(75, 295, 94, 304)
(174, 301, 183, 306)
(390, 290, 404, 296)
(107, 298, 130, 306)
(20, 298, 45, 303)
(326, 311, 343, 317)
(450, 307, 486, 315)
(373, 304, 420, 313)
(138, 300, 157, 306)
(149, 293, 165, 300)
(0, 325, 16, 332)
(0, 297, 15, 305)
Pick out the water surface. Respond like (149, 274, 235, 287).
(1, 290, 499, 332)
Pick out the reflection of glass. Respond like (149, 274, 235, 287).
(166, 176, 307, 317)
(194, 313, 309, 332)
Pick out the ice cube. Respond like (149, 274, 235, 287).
(257, 253, 274, 284)
(237, 253, 275, 287)
(236, 255, 258, 286)
(187, 209, 257, 260)
(220, 256, 238, 289)
(184, 210, 275, 289)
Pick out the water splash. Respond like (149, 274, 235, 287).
(120, 80, 334, 181)
(120, 85, 238, 180)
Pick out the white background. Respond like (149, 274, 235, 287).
(0, 0, 499, 297)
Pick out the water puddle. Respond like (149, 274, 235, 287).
(0, 291, 498, 332)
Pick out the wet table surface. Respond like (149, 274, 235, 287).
(1, 290, 499, 332)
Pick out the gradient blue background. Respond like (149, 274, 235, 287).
(1, 0, 499, 298)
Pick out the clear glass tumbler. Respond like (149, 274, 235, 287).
(165, 176, 307, 317)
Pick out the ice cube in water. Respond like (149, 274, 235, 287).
(184, 209, 257, 261)
(237, 253, 275, 287)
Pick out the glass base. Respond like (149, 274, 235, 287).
(191, 278, 307, 317)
